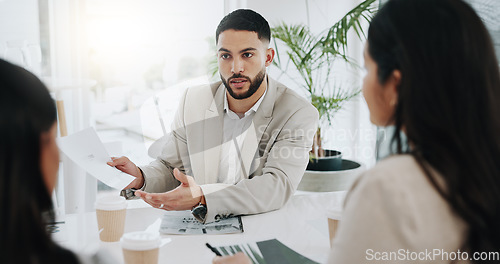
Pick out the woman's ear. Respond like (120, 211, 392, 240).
(386, 69, 401, 106)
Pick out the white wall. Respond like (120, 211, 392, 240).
(248, 0, 359, 33)
(0, 0, 39, 45)
(0, 0, 42, 75)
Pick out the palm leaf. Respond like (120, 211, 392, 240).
(321, 0, 377, 58)
(272, 0, 376, 151)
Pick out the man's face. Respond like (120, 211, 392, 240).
(217, 29, 273, 100)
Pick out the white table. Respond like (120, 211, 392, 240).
(59, 191, 346, 263)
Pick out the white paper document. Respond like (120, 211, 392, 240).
(57, 127, 135, 190)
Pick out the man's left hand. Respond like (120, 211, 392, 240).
(135, 168, 203, 210)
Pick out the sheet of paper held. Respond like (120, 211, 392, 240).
(57, 127, 135, 190)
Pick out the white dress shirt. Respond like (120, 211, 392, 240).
(217, 88, 267, 184)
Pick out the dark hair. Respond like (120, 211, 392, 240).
(368, 0, 500, 259)
(0, 59, 79, 263)
(216, 9, 271, 44)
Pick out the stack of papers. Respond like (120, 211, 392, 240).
(159, 210, 243, 235)
(215, 239, 319, 264)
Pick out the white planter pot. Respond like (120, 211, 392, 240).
(297, 159, 365, 192)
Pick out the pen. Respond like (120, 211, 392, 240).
(206, 243, 222, 256)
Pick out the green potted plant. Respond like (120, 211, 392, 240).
(272, 0, 377, 191)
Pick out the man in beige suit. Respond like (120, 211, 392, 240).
(109, 9, 318, 223)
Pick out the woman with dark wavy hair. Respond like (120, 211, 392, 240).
(0, 59, 113, 263)
(214, 0, 500, 263)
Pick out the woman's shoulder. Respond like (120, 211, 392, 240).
(332, 158, 468, 263)
(345, 153, 452, 220)
(341, 154, 467, 254)
(352, 154, 426, 190)
(370, 154, 421, 177)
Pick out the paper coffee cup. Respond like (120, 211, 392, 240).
(121, 231, 161, 264)
(326, 208, 342, 247)
(95, 195, 127, 242)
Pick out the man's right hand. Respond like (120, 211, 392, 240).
(107, 156, 144, 190)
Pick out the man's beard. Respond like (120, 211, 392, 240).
(221, 68, 266, 100)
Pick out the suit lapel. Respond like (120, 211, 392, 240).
(202, 83, 225, 184)
(239, 77, 277, 178)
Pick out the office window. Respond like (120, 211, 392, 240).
(81, 0, 225, 192)
(33, 0, 224, 211)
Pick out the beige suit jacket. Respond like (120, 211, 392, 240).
(329, 155, 468, 263)
(139, 77, 318, 223)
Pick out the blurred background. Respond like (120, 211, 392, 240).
(0, 0, 498, 214)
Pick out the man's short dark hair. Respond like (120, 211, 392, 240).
(216, 9, 271, 44)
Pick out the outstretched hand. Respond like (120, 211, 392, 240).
(135, 168, 204, 210)
(107, 156, 144, 190)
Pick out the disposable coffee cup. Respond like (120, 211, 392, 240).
(121, 231, 161, 264)
(326, 208, 342, 248)
(95, 195, 127, 242)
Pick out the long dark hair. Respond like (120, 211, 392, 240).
(368, 0, 500, 259)
(0, 59, 78, 263)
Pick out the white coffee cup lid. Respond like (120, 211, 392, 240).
(95, 195, 127, 211)
(326, 208, 342, 220)
(121, 232, 161, 251)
